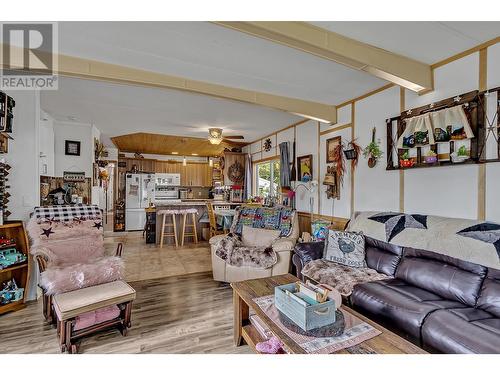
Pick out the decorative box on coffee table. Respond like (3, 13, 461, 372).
(274, 283, 336, 331)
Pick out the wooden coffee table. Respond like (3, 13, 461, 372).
(231, 274, 426, 354)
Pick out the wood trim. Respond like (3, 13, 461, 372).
(252, 155, 280, 164)
(319, 123, 352, 136)
(399, 87, 405, 212)
(337, 83, 395, 108)
(431, 36, 500, 70)
(317, 122, 321, 215)
(297, 211, 349, 232)
(0, 44, 337, 124)
(479, 49, 488, 92)
(350, 102, 355, 214)
(478, 48, 488, 221)
(249, 118, 309, 146)
(215, 22, 432, 92)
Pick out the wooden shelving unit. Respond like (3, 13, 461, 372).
(0, 221, 31, 315)
(386, 88, 500, 171)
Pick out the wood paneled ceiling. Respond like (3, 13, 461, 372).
(111, 132, 247, 157)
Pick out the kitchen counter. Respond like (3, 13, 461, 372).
(156, 199, 242, 206)
(154, 200, 241, 244)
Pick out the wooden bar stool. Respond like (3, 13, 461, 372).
(179, 208, 198, 246)
(158, 209, 179, 248)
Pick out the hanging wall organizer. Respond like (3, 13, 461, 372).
(386, 87, 500, 170)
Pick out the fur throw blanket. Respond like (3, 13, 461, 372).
(214, 233, 278, 269)
(40, 256, 124, 295)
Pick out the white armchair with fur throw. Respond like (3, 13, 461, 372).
(210, 206, 299, 283)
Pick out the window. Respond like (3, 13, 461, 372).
(255, 159, 280, 197)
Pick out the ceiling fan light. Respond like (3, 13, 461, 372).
(208, 127, 223, 145)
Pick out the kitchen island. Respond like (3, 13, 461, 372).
(154, 200, 241, 245)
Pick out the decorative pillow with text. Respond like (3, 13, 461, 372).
(323, 230, 366, 268)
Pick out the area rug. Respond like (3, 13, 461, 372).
(253, 295, 381, 354)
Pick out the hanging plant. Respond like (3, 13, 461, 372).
(363, 127, 383, 168)
(332, 138, 361, 187)
(331, 143, 346, 186)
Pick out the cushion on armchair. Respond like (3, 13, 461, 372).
(241, 226, 281, 247)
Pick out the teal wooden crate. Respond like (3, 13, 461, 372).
(274, 283, 336, 331)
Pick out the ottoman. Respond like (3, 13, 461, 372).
(52, 280, 136, 353)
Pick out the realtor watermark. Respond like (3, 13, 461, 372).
(1, 22, 58, 90)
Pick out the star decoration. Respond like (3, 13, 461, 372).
(41, 227, 55, 238)
(457, 222, 500, 259)
(93, 221, 103, 230)
(369, 212, 428, 242)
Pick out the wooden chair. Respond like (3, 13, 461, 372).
(158, 209, 179, 248)
(206, 202, 224, 238)
(178, 208, 198, 246)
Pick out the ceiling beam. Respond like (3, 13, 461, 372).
(214, 21, 433, 92)
(0, 44, 337, 124)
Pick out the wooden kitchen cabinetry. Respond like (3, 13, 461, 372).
(155, 161, 212, 187)
(121, 157, 156, 173)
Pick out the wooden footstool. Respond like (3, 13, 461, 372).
(52, 280, 136, 354)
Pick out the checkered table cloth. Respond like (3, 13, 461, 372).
(33, 205, 102, 222)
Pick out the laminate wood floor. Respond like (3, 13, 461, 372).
(103, 231, 213, 282)
(0, 272, 252, 354)
(0, 231, 251, 354)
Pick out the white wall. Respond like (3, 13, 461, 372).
(354, 86, 401, 213)
(39, 111, 55, 177)
(295, 121, 319, 213)
(249, 42, 500, 223)
(53, 121, 94, 178)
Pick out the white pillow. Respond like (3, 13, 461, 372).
(323, 230, 366, 268)
(241, 226, 281, 248)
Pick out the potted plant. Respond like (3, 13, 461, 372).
(424, 149, 438, 164)
(451, 145, 469, 163)
(399, 150, 415, 168)
(363, 127, 383, 168)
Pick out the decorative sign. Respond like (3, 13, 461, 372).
(63, 171, 86, 182)
(263, 138, 272, 152)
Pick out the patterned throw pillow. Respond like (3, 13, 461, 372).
(323, 230, 366, 268)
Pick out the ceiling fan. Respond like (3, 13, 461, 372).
(207, 128, 245, 145)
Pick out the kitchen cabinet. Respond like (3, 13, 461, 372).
(155, 161, 212, 187)
(123, 157, 156, 173)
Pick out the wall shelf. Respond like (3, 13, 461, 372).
(386, 87, 500, 171)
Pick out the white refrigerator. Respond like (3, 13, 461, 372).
(125, 173, 155, 231)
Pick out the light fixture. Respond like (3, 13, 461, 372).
(208, 128, 223, 145)
(171, 152, 179, 155)
(191, 153, 198, 156)
(182, 156, 187, 166)
(209, 158, 213, 167)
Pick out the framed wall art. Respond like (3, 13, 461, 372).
(297, 154, 313, 182)
(65, 140, 81, 156)
(326, 136, 341, 164)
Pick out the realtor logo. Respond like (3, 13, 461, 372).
(1, 22, 58, 90)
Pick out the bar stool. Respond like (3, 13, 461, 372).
(178, 208, 198, 246)
(158, 209, 179, 248)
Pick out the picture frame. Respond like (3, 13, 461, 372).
(326, 136, 342, 164)
(297, 154, 313, 182)
(65, 140, 81, 156)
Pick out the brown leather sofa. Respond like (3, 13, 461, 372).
(293, 238, 500, 354)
